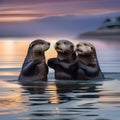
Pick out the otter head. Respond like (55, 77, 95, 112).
(55, 40, 75, 61)
(27, 39, 50, 60)
(75, 42, 97, 65)
(75, 42, 95, 56)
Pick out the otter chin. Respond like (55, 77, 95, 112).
(75, 42, 104, 80)
(48, 40, 77, 80)
(18, 39, 50, 82)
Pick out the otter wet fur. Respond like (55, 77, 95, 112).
(48, 40, 77, 80)
(19, 39, 50, 82)
(75, 42, 104, 80)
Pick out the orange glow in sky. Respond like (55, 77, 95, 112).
(0, 38, 58, 62)
(0, 17, 38, 22)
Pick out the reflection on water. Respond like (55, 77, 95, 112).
(0, 81, 29, 115)
(0, 38, 120, 120)
(0, 78, 120, 120)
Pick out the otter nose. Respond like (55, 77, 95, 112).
(48, 42, 50, 46)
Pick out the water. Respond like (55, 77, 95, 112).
(0, 38, 120, 120)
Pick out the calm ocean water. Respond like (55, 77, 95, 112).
(0, 38, 120, 120)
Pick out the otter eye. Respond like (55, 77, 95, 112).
(30, 44, 35, 48)
(64, 42, 67, 44)
(56, 42, 60, 45)
(91, 47, 94, 50)
(77, 44, 80, 47)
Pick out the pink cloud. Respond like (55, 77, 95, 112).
(0, 0, 120, 22)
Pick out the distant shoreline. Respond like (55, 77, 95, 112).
(78, 29, 120, 41)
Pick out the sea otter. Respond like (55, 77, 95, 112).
(75, 42, 104, 80)
(18, 39, 50, 82)
(48, 40, 77, 80)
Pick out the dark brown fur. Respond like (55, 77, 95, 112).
(76, 42, 104, 80)
(48, 40, 77, 80)
(18, 39, 50, 82)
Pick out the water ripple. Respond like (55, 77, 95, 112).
(0, 73, 120, 120)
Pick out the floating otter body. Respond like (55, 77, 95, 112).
(75, 42, 104, 80)
(19, 39, 50, 82)
(48, 40, 77, 80)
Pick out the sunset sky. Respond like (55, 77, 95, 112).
(0, 0, 120, 38)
